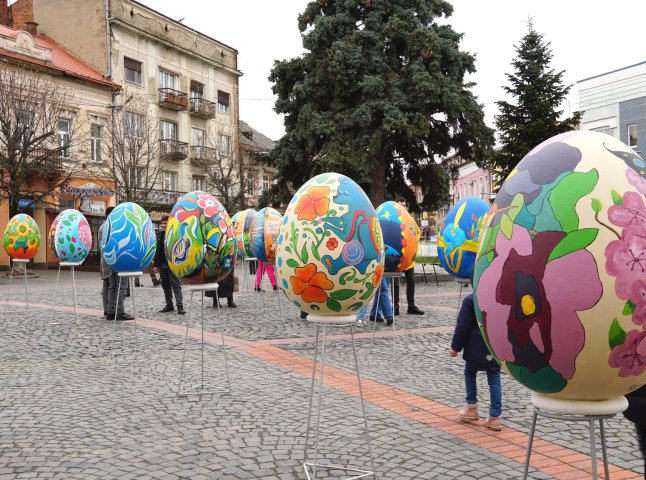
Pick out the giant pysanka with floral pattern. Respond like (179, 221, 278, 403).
(276, 173, 384, 316)
(473, 131, 646, 401)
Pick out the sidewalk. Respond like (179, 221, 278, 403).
(0, 269, 642, 479)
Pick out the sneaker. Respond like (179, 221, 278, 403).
(458, 403, 479, 422)
(483, 416, 502, 431)
(355, 319, 367, 327)
(407, 305, 424, 315)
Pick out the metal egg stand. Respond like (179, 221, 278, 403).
(369, 271, 411, 354)
(49, 261, 82, 325)
(110, 270, 148, 355)
(3, 258, 30, 318)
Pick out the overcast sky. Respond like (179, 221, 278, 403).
(141, 0, 646, 141)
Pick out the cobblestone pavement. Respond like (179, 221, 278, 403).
(0, 267, 643, 479)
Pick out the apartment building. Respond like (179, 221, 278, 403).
(239, 120, 276, 208)
(20, 0, 242, 212)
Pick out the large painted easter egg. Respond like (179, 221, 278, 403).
(49, 209, 92, 263)
(473, 130, 646, 401)
(249, 207, 283, 263)
(232, 208, 256, 257)
(376, 201, 420, 272)
(100, 202, 156, 273)
(276, 173, 384, 316)
(165, 192, 235, 285)
(437, 197, 489, 279)
(3, 214, 40, 260)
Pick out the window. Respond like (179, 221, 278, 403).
(217, 90, 230, 113)
(90, 123, 102, 162)
(190, 80, 204, 99)
(191, 127, 205, 146)
(219, 134, 231, 156)
(125, 111, 144, 138)
(162, 170, 178, 191)
(628, 124, 638, 148)
(262, 173, 270, 191)
(160, 120, 178, 141)
(58, 119, 70, 158)
(159, 69, 178, 90)
(192, 175, 206, 192)
(59, 198, 75, 210)
(129, 166, 145, 189)
(124, 57, 142, 85)
(246, 174, 256, 195)
(16, 110, 33, 150)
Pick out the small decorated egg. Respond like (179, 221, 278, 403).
(49, 209, 92, 263)
(100, 202, 156, 273)
(276, 172, 384, 316)
(474, 130, 646, 401)
(438, 197, 489, 278)
(376, 201, 420, 272)
(232, 208, 257, 257)
(165, 192, 235, 285)
(249, 207, 283, 263)
(3, 213, 40, 260)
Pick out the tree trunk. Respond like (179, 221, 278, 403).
(369, 152, 386, 207)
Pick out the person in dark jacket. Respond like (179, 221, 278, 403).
(624, 385, 646, 478)
(205, 269, 237, 309)
(450, 293, 502, 430)
(156, 217, 184, 314)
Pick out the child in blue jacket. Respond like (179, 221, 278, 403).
(450, 293, 502, 430)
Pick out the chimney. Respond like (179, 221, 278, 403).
(25, 20, 38, 35)
(0, 0, 9, 26)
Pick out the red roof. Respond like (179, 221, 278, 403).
(0, 24, 119, 89)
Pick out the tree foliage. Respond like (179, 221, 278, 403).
(0, 65, 83, 217)
(489, 20, 583, 188)
(268, 0, 493, 210)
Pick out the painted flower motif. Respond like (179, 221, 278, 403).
(608, 330, 646, 377)
(290, 263, 334, 303)
(78, 220, 92, 248)
(294, 186, 330, 221)
(608, 191, 646, 228)
(372, 263, 384, 287)
(605, 225, 646, 299)
(477, 224, 603, 382)
(197, 194, 219, 218)
(629, 280, 646, 326)
(326, 237, 338, 250)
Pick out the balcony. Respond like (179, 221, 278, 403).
(30, 148, 64, 173)
(190, 145, 216, 167)
(158, 88, 188, 111)
(189, 97, 216, 119)
(146, 188, 186, 207)
(160, 139, 188, 161)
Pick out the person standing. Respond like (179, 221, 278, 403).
(254, 260, 277, 291)
(450, 293, 502, 430)
(624, 385, 646, 478)
(206, 270, 237, 309)
(393, 196, 424, 316)
(156, 216, 185, 314)
(101, 206, 133, 320)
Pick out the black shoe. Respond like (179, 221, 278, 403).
(386, 317, 394, 326)
(273, 285, 278, 290)
(177, 307, 186, 315)
(254, 287, 264, 292)
(407, 306, 424, 315)
(227, 300, 237, 308)
(369, 316, 384, 323)
(394, 306, 400, 316)
(103, 311, 107, 317)
(115, 313, 134, 321)
(152, 280, 161, 287)
(159, 305, 174, 313)
(300, 311, 308, 320)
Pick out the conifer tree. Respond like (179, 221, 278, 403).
(268, 0, 493, 210)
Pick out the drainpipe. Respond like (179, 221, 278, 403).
(105, 0, 111, 78)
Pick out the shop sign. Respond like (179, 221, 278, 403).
(18, 198, 35, 209)
(80, 199, 106, 215)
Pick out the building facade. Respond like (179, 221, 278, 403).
(239, 120, 276, 208)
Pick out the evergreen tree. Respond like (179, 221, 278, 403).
(268, 0, 494, 210)
(490, 20, 582, 187)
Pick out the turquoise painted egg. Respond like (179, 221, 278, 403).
(249, 207, 282, 263)
(376, 201, 420, 273)
(165, 192, 235, 285)
(100, 202, 156, 273)
(276, 173, 384, 316)
(49, 209, 92, 263)
(3, 214, 40, 260)
(232, 208, 256, 257)
(437, 197, 489, 278)
(473, 131, 646, 401)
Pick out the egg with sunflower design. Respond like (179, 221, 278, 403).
(232, 208, 257, 257)
(165, 191, 235, 285)
(437, 197, 489, 279)
(3, 213, 40, 260)
(49, 209, 92, 264)
(473, 130, 646, 401)
(100, 202, 156, 273)
(376, 201, 420, 273)
(249, 207, 283, 264)
(276, 173, 385, 317)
